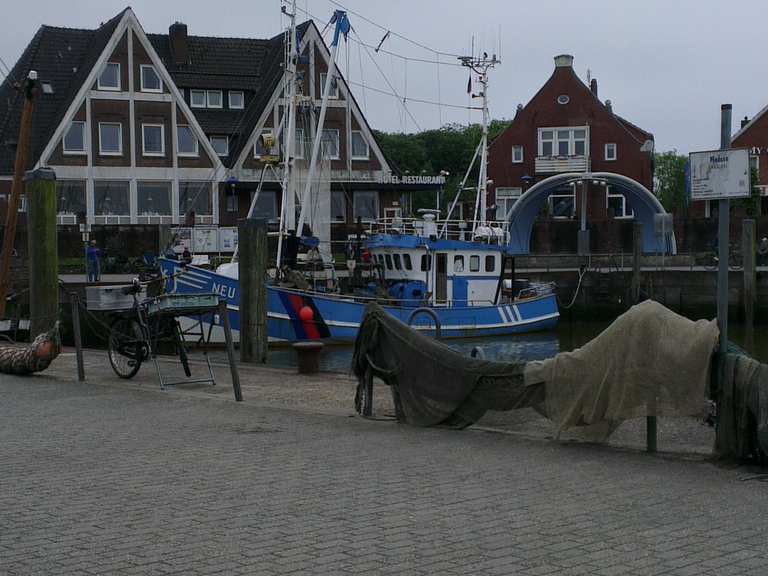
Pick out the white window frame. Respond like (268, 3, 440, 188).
(63, 121, 87, 155)
(190, 90, 206, 108)
(136, 180, 173, 218)
(495, 187, 521, 220)
(538, 126, 589, 157)
(98, 122, 123, 156)
(141, 123, 165, 157)
(511, 145, 524, 164)
(139, 64, 162, 93)
(176, 125, 199, 157)
(228, 91, 245, 109)
(97, 62, 121, 91)
(350, 130, 369, 160)
(210, 136, 229, 157)
(319, 72, 339, 99)
(604, 142, 617, 161)
(606, 185, 634, 219)
(321, 128, 341, 160)
(207, 90, 223, 109)
(548, 185, 576, 219)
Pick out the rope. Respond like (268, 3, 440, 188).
(345, 80, 480, 111)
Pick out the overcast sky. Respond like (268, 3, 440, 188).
(1, 0, 766, 154)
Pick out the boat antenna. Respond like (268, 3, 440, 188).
(458, 51, 499, 235)
(275, 0, 299, 274)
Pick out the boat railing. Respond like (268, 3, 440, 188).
(362, 217, 510, 241)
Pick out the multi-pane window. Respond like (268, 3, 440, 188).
(604, 142, 617, 161)
(142, 124, 164, 156)
(190, 90, 206, 108)
(207, 90, 223, 108)
(548, 185, 576, 218)
(319, 73, 339, 98)
(210, 136, 229, 156)
(63, 121, 86, 154)
(177, 125, 198, 156)
(98, 62, 120, 90)
(606, 185, 634, 219)
(353, 190, 378, 221)
(512, 145, 524, 163)
(94, 180, 130, 215)
(137, 181, 172, 215)
(321, 129, 340, 160)
(331, 190, 346, 222)
(495, 187, 521, 220)
(351, 131, 369, 160)
(140, 65, 161, 92)
(179, 182, 213, 216)
(98, 122, 122, 155)
(56, 180, 86, 215)
(228, 91, 244, 109)
(539, 127, 588, 157)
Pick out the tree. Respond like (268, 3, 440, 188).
(654, 151, 687, 214)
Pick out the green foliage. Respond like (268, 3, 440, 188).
(654, 151, 688, 213)
(373, 119, 512, 213)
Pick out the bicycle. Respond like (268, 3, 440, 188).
(107, 279, 191, 379)
(701, 244, 743, 272)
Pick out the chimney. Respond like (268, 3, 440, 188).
(605, 99, 612, 114)
(741, 116, 750, 129)
(590, 78, 598, 98)
(554, 54, 574, 68)
(169, 22, 189, 66)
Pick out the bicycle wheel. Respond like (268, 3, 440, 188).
(108, 317, 145, 379)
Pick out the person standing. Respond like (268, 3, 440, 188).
(86, 240, 101, 283)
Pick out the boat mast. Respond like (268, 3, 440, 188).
(295, 10, 350, 238)
(459, 52, 499, 236)
(275, 0, 299, 272)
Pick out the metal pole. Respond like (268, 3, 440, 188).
(71, 294, 85, 382)
(717, 104, 732, 397)
(219, 299, 243, 402)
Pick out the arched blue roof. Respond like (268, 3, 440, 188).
(506, 172, 676, 255)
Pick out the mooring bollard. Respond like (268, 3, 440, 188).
(293, 341, 324, 374)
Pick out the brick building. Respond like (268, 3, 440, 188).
(488, 54, 655, 253)
(0, 8, 426, 257)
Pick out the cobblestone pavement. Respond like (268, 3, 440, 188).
(3, 362, 768, 575)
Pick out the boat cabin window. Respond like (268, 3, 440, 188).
(420, 254, 431, 271)
(403, 254, 412, 270)
(393, 254, 402, 270)
(385, 254, 393, 270)
(454, 255, 464, 273)
(485, 255, 496, 272)
(470, 255, 480, 272)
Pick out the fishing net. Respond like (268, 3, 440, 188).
(0, 322, 61, 375)
(353, 301, 720, 441)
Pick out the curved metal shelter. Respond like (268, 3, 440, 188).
(506, 172, 676, 255)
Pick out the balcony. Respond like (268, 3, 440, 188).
(535, 155, 590, 174)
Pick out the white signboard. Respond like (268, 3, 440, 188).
(193, 227, 219, 253)
(171, 227, 192, 253)
(218, 227, 238, 252)
(689, 148, 751, 200)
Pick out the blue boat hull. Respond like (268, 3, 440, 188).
(159, 259, 559, 343)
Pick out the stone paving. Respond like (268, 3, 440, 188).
(2, 353, 768, 575)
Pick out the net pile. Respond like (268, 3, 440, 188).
(0, 323, 61, 375)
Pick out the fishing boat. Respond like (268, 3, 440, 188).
(159, 3, 559, 343)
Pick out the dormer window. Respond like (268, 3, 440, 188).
(140, 65, 162, 92)
(229, 91, 245, 109)
(190, 90, 206, 108)
(98, 62, 121, 91)
(207, 90, 223, 109)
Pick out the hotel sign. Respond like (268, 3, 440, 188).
(689, 148, 751, 200)
(376, 173, 446, 185)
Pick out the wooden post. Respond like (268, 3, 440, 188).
(743, 219, 756, 354)
(26, 168, 58, 339)
(71, 294, 85, 382)
(238, 218, 268, 363)
(632, 222, 642, 304)
(0, 72, 38, 318)
(219, 300, 243, 401)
